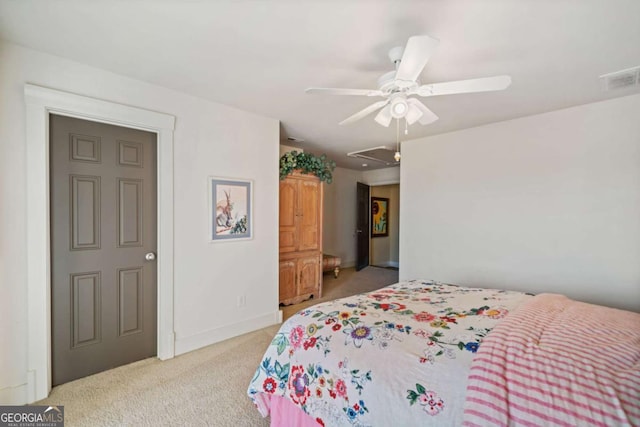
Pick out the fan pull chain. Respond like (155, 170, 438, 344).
(394, 119, 402, 162)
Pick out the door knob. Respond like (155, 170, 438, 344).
(356, 229, 363, 233)
(145, 252, 156, 261)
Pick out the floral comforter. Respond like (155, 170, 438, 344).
(248, 280, 533, 426)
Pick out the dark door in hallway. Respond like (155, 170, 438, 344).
(50, 114, 158, 385)
(356, 182, 370, 271)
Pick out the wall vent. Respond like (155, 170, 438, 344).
(347, 146, 399, 166)
(599, 66, 640, 91)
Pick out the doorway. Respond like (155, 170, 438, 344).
(355, 182, 370, 271)
(369, 184, 400, 269)
(355, 182, 400, 271)
(25, 84, 175, 402)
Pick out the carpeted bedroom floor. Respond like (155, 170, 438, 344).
(36, 266, 398, 426)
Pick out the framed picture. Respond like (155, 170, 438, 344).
(209, 177, 253, 242)
(371, 197, 389, 237)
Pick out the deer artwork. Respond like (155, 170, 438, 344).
(215, 190, 234, 231)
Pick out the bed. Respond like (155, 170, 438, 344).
(247, 280, 640, 426)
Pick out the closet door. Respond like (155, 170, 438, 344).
(50, 114, 157, 386)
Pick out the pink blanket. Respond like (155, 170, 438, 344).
(463, 294, 640, 426)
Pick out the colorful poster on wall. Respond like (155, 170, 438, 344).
(371, 197, 389, 237)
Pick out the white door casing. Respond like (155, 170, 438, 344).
(24, 84, 176, 402)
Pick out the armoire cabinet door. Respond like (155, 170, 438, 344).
(297, 254, 321, 296)
(279, 260, 297, 301)
(298, 179, 321, 251)
(279, 179, 297, 253)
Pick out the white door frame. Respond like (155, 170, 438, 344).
(24, 84, 176, 403)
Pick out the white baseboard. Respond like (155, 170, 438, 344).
(0, 382, 28, 405)
(174, 311, 281, 356)
(337, 260, 398, 269)
(371, 261, 399, 268)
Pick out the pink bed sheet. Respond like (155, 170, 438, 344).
(254, 393, 320, 427)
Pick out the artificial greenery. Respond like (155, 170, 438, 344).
(279, 150, 336, 184)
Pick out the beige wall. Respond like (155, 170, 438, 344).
(362, 166, 400, 185)
(371, 184, 400, 267)
(279, 144, 301, 156)
(322, 167, 362, 267)
(322, 167, 401, 268)
(400, 94, 640, 312)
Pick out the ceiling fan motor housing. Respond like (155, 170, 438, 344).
(378, 70, 420, 95)
(377, 71, 397, 93)
(388, 46, 404, 65)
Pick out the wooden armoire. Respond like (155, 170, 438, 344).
(279, 172, 323, 305)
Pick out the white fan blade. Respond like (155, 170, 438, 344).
(415, 75, 512, 97)
(306, 87, 383, 97)
(407, 98, 438, 125)
(339, 100, 389, 125)
(374, 105, 393, 127)
(395, 35, 440, 83)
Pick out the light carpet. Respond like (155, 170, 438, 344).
(36, 266, 398, 426)
(281, 265, 399, 321)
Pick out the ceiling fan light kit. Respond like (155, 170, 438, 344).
(404, 102, 424, 125)
(306, 34, 512, 129)
(390, 95, 409, 118)
(374, 106, 393, 127)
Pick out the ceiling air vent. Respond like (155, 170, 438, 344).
(347, 146, 399, 166)
(599, 66, 640, 91)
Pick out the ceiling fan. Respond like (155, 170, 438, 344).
(306, 35, 512, 127)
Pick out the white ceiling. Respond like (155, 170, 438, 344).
(1, 0, 639, 170)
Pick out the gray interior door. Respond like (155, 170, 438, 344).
(356, 182, 370, 271)
(50, 114, 157, 386)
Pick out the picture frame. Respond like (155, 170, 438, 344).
(371, 197, 389, 237)
(209, 177, 253, 242)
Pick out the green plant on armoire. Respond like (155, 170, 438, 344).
(279, 151, 336, 184)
